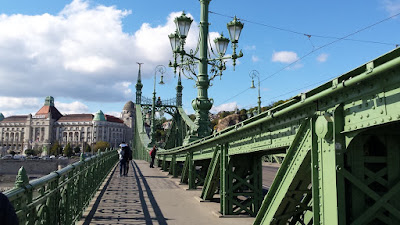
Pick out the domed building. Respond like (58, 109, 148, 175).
(0, 96, 135, 155)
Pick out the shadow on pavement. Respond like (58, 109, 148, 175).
(131, 160, 168, 225)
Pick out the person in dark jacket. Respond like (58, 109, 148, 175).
(123, 143, 132, 176)
(117, 144, 127, 177)
(119, 142, 132, 176)
(150, 145, 157, 168)
(0, 192, 19, 225)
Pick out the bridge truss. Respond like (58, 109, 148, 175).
(133, 48, 400, 224)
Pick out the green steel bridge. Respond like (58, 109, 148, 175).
(4, 48, 400, 224)
(134, 47, 400, 225)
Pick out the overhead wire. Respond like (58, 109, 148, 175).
(215, 10, 400, 106)
(209, 11, 399, 47)
(241, 75, 337, 109)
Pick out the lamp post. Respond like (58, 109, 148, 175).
(151, 65, 166, 145)
(168, 1, 244, 139)
(249, 70, 261, 115)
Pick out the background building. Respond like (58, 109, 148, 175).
(0, 96, 135, 155)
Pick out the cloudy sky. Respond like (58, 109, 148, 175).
(0, 0, 399, 117)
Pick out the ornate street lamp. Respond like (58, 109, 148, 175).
(151, 65, 166, 145)
(249, 70, 261, 114)
(168, 3, 244, 139)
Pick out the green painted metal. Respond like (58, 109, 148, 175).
(169, 0, 243, 139)
(162, 155, 167, 171)
(135, 47, 400, 222)
(4, 149, 118, 225)
(170, 155, 178, 177)
(263, 154, 285, 164)
(188, 151, 195, 189)
(180, 153, 190, 184)
(200, 146, 220, 200)
(219, 141, 263, 216)
(338, 124, 400, 224)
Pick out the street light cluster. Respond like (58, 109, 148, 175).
(168, 12, 244, 78)
(166, 1, 244, 139)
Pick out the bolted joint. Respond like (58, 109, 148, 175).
(315, 113, 333, 140)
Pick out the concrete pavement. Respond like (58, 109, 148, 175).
(79, 160, 255, 225)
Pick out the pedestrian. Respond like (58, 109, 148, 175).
(0, 192, 19, 225)
(120, 142, 132, 176)
(149, 145, 157, 168)
(117, 143, 127, 177)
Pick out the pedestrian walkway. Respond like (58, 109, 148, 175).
(79, 160, 254, 225)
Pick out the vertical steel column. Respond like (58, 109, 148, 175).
(333, 105, 346, 224)
(171, 155, 178, 177)
(162, 155, 167, 171)
(312, 113, 340, 224)
(252, 153, 263, 214)
(311, 117, 321, 224)
(188, 151, 196, 189)
(220, 143, 231, 215)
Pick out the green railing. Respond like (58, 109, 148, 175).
(3, 149, 118, 225)
(134, 104, 151, 161)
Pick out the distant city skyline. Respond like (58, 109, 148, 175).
(0, 0, 399, 117)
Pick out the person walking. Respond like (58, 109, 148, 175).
(117, 144, 127, 177)
(149, 145, 157, 168)
(120, 142, 132, 176)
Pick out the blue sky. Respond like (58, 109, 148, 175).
(0, 0, 399, 118)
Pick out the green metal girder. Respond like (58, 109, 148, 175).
(180, 153, 190, 185)
(200, 147, 221, 200)
(139, 48, 400, 221)
(341, 124, 400, 224)
(220, 143, 263, 216)
(158, 48, 400, 159)
(254, 120, 312, 224)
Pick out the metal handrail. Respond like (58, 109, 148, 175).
(4, 149, 118, 225)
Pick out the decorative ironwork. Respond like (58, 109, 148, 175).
(141, 96, 177, 107)
(4, 149, 118, 225)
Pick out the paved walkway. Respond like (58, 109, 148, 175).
(79, 160, 255, 225)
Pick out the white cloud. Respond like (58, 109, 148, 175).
(211, 102, 238, 113)
(272, 51, 299, 64)
(317, 53, 328, 62)
(244, 45, 256, 51)
(381, 0, 400, 16)
(0, 97, 41, 116)
(0, 97, 41, 110)
(252, 55, 260, 62)
(0, 0, 192, 103)
(55, 101, 90, 114)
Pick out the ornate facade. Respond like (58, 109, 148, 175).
(0, 96, 135, 155)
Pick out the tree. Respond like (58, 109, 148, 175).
(239, 109, 248, 121)
(50, 141, 61, 156)
(85, 145, 91, 154)
(24, 149, 35, 156)
(74, 146, 80, 154)
(93, 141, 110, 152)
(63, 143, 73, 157)
(219, 111, 232, 119)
